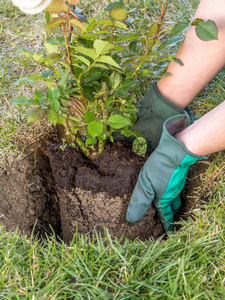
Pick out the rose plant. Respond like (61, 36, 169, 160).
(11, 0, 218, 160)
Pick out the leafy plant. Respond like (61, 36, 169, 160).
(11, 0, 218, 159)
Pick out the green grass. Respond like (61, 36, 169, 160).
(1, 192, 225, 299)
(0, 1, 52, 169)
(1, 0, 225, 298)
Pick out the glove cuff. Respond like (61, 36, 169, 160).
(162, 114, 209, 160)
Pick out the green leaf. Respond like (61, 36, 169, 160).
(109, 72, 121, 89)
(121, 34, 142, 42)
(133, 137, 147, 157)
(51, 98, 60, 112)
(114, 46, 125, 51)
(14, 45, 32, 57)
(114, 89, 128, 98)
(26, 108, 46, 123)
(52, 88, 60, 99)
(85, 137, 97, 146)
(68, 116, 81, 123)
(44, 43, 61, 54)
(129, 41, 137, 52)
(121, 128, 133, 137)
(14, 77, 35, 85)
(58, 115, 67, 127)
(69, 19, 87, 31)
(58, 66, 71, 86)
(195, 20, 218, 41)
(110, 8, 128, 21)
(11, 96, 28, 105)
(147, 23, 158, 36)
(159, 36, 184, 49)
(41, 70, 53, 77)
(128, 8, 137, 13)
(107, 114, 130, 129)
(73, 55, 90, 66)
(171, 57, 184, 66)
(106, 96, 114, 106)
(34, 91, 45, 104)
(64, 87, 79, 95)
(124, 107, 138, 114)
(46, 53, 61, 61)
(132, 129, 142, 137)
(93, 40, 115, 55)
(85, 18, 97, 31)
(46, 18, 66, 29)
(46, 109, 58, 126)
(106, 2, 125, 12)
(74, 46, 98, 60)
(85, 72, 101, 83)
(47, 89, 53, 100)
(98, 133, 107, 140)
(46, 11, 51, 24)
(191, 18, 204, 27)
(113, 21, 128, 30)
(81, 33, 98, 40)
(172, 22, 190, 37)
(95, 19, 114, 26)
(87, 121, 103, 138)
(47, 36, 63, 43)
(33, 53, 43, 62)
(84, 112, 95, 122)
(47, 0, 69, 13)
(47, 82, 54, 89)
(118, 80, 136, 89)
(97, 55, 121, 69)
(94, 63, 110, 70)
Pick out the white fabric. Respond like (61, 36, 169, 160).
(12, 0, 52, 14)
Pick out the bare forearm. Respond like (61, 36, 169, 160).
(157, 0, 225, 109)
(175, 101, 225, 156)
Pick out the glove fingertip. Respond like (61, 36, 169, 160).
(126, 209, 139, 223)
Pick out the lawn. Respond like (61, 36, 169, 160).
(0, 0, 225, 299)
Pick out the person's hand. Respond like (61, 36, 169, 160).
(126, 114, 207, 232)
(114, 82, 198, 151)
(12, 0, 52, 14)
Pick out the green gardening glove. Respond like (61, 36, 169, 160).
(126, 114, 208, 232)
(114, 82, 198, 150)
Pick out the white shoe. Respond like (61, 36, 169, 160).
(12, 0, 52, 14)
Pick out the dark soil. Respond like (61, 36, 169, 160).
(0, 129, 209, 242)
(47, 142, 164, 242)
(0, 131, 61, 238)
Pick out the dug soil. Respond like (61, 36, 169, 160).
(47, 142, 164, 242)
(0, 128, 208, 242)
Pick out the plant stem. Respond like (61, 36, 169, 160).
(62, 15, 78, 80)
(98, 106, 109, 155)
(131, 0, 169, 79)
(75, 133, 90, 158)
(98, 140, 106, 155)
(111, 25, 114, 44)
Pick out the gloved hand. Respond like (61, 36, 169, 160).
(115, 82, 198, 151)
(12, 0, 52, 14)
(126, 114, 208, 232)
